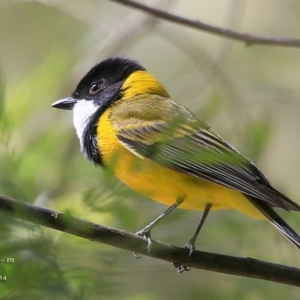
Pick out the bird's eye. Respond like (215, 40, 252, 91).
(89, 82, 102, 95)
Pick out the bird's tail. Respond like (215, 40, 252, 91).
(248, 197, 300, 249)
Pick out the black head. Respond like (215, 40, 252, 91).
(51, 57, 146, 166)
(52, 57, 146, 110)
(73, 57, 145, 101)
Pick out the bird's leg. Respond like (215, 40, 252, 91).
(136, 203, 179, 239)
(173, 203, 212, 273)
(134, 199, 184, 258)
(185, 203, 212, 255)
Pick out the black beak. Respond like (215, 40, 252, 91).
(51, 97, 76, 110)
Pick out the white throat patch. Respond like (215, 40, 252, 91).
(73, 100, 98, 151)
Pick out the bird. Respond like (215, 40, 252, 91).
(52, 56, 300, 257)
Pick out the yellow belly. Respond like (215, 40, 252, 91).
(98, 111, 265, 220)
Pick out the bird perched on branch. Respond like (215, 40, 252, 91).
(52, 57, 300, 258)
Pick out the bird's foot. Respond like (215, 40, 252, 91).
(133, 228, 152, 259)
(184, 241, 195, 257)
(172, 263, 192, 273)
(171, 241, 195, 272)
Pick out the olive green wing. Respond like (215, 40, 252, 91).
(110, 95, 300, 211)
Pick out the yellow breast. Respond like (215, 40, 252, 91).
(97, 109, 265, 220)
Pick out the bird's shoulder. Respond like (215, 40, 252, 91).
(109, 94, 209, 143)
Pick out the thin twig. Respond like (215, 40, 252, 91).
(110, 0, 300, 48)
(74, 0, 171, 75)
(0, 194, 300, 286)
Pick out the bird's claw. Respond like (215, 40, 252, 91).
(172, 263, 191, 273)
(133, 252, 142, 259)
(136, 229, 151, 239)
(184, 241, 195, 257)
(133, 229, 152, 259)
(171, 241, 195, 272)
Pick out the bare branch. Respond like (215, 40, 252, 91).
(110, 0, 300, 48)
(74, 0, 172, 75)
(0, 194, 300, 286)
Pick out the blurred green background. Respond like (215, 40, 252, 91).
(1, 0, 300, 299)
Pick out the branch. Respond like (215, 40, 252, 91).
(110, 0, 300, 48)
(0, 194, 300, 286)
(74, 0, 172, 74)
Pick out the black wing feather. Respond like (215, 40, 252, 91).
(110, 95, 300, 212)
(118, 126, 300, 212)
